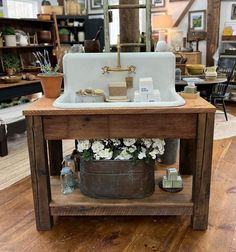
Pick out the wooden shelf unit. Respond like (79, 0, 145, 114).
(50, 172, 193, 216)
(0, 17, 55, 76)
(0, 45, 54, 49)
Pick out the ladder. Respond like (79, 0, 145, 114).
(103, 0, 152, 52)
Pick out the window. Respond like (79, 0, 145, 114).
(6, 0, 38, 18)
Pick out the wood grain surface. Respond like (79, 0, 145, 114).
(23, 97, 216, 116)
(43, 114, 197, 140)
(0, 79, 40, 89)
(1, 134, 236, 251)
(50, 171, 193, 216)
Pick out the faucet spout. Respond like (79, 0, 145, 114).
(101, 34, 136, 74)
(117, 35, 121, 68)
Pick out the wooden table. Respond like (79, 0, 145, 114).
(175, 78, 227, 99)
(23, 97, 216, 231)
(0, 79, 42, 101)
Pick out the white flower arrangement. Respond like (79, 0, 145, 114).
(77, 138, 165, 163)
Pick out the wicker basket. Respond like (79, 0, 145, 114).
(52, 6, 64, 15)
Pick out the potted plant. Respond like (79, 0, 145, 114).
(77, 138, 165, 199)
(2, 27, 16, 47)
(59, 28, 70, 43)
(2, 53, 21, 76)
(33, 50, 63, 98)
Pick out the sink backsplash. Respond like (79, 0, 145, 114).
(53, 52, 185, 108)
(63, 52, 176, 101)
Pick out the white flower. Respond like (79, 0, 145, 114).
(152, 139, 165, 148)
(94, 153, 101, 160)
(152, 139, 165, 155)
(123, 138, 136, 147)
(102, 139, 109, 145)
(99, 149, 113, 160)
(138, 147, 147, 159)
(77, 140, 90, 152)
(110, 139, 121, 146)
(142, 139, 152, 148)
(149, 149, 159, 159)
(91, 141, 104, 153)
(115, 149, 132, 160)
(128, 146, 136, 153)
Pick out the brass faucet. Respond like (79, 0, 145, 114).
(102, 34, 136, 74)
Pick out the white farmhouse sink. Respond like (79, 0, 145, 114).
(53, 52, 185, 108)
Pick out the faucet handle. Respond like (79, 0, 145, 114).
(128, 65, 136, 74)
(102, 66, 109, 74)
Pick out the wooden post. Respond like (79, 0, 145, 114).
(207, 0, 221, 66)
(191, 113, 215, 230)
(179, 139, 195, 175)
(0, 124, 8, 157)
(48, 140, 63, 176)
(119, 0, 140, 52)
(26, 116, 53, 231)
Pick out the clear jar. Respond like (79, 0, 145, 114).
(60, 167, 77, 194)
(175, 68, 181, 81)
(78, 31, 85, 42)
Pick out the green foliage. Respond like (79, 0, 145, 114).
(59, 28, 70, 35)
(33, 50, 60, 75)
(0, 96, 30, 109)
(2, 53, 21, 72)
(2, 27, 15, 35)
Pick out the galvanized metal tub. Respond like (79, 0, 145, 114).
(79, 159, 155, 199)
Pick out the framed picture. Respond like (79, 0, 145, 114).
(188, 10, 206, 32)
(231, 4, 236, 20)
(152, 0, 165, 8)
(90, 0, 103, 10)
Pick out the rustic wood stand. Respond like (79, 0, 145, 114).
(23, 97, 215, 231)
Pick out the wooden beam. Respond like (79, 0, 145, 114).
(206, 0, 221, 66)
(173, 0, 195, 27)
(119, 0, 140, 52)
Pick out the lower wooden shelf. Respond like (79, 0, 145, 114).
(50, 171, 193, 216)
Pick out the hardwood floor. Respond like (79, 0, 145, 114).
(0, 104, 236, 252)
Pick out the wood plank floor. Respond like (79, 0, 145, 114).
(0, 104, 236, 252)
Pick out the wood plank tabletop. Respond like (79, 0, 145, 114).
(0, 79, 40, 89)
(23, 96, 216, 116)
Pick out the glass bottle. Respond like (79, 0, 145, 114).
(175, 68, 181, 81)
(60, 167, 77, 194)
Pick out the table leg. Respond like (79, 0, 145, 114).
(48, 140, 63, 176)
(26, 116, 53, 231)
(179, 139, 195, 175)
(191, 113, 215, 230)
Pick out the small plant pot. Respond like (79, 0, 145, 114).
(4, 35, 16, 47)
(38, 73, 63, 98)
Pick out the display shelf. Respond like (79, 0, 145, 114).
(56, 15, 88, 20)
(50, 171, 193, 216)
(58, 25, 84, 29)
(0, 17, 53, 23)
(0, 44, 54, 49)
(60, 41, 84, 45)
